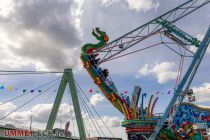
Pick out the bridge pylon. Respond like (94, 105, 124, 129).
(46, 68, 86, 140)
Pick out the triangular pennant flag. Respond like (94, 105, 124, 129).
(143, 93, 147, 98)
(156, 91, 160, 94)
(89, 88, 93, 93)
(123, 91, 128, 94)
(167, 90, 171, 94)
(7, 86, 13, 90)
(0, 85, 4, 89)
(23, 89, 27, 93)
(30, 90, 34, 93)
(38, 90, 42, 93)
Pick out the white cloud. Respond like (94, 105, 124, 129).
(100, 0, 119, 7)
(102, 116, 120, 127)
(126, 0, 159, 12)
(0, 0, 15, 17)
(0, 101, 121, 137)
(138, 62, 177, 84)
(0, 102, 16, 116)
(192, 83, 210, 103)
(0, 102, 75, 125)
(0, 102, 125, 139)
(99, 0, 159, 12)
(90, 94, 106, 106)
(190, 34, 210, 54)
(71, 0, 84, 34)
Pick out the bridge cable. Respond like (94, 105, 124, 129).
(0, 70, 63, 73)
(23, 87, 57, 129)
(0, 77, 61, 106)
(76, 84, 113, 137)
(67, 89, 95, 138)
(0, 72, 63, 75)
(76, 87, 103, 137)
(75, 80, 115, 137)
(0, 81, 60, 121)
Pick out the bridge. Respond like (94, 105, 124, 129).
(0, 69, 120, 140)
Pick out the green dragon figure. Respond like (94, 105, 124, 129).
(81, 27, 109, 54)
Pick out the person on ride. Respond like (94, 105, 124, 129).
(102, 69, 118, 93)
(102, 69, 109, 79)
(90, 53, 100, 68)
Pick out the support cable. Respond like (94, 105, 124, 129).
(178, 50, 186, 86)
(76, 87, 103, 137)
(75, 81, 115, 137)
(0, 72, 63, 75)
(175, 55, 184, 89)
(69, 89, 96, 138)
(0, 78, 61, 106)
(175, 49, 186, 89)
(0, 81, 59, 121)
(102, 42, 163, 63)
(23, 87, 56, 128)
(0, 70, 63, 73)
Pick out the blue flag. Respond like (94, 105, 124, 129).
(0, 85, 4, 89)
(143, 93, 147, 98)
(167, 90, 171, 94)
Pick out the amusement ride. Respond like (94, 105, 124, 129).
(80, 0, 210, 139)
(0, 0, 210, 140)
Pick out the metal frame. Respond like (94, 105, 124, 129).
(97, 0, 210, 64)
(149, 27, 210, 139)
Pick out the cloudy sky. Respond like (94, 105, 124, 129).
(0, 0, 209, 139)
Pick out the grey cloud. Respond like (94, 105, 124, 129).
(13, 0, 80, 46)
(0, 0, 82, 70)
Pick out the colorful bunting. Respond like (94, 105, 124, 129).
(6, 86, 13, 90)
(38, 90, 42, 93)
(30, 90, 34, 93)
(23, 89, 27, 93)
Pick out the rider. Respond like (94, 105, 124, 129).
(102, 69, 118, 93)
(102, 69, 109, 79)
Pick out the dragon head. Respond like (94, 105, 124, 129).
(93, 27, 109, 43)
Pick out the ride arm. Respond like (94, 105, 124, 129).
(98, 0, 210, 64)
